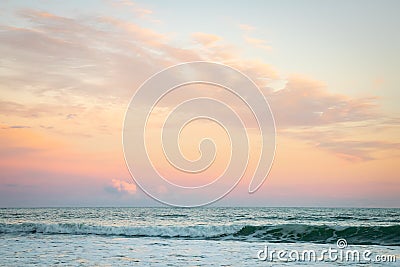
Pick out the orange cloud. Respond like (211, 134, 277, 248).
(99, 16, 166, 46)
(192, 32, 222, 47)
(108, 0, 159, 21)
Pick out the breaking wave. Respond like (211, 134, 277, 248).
(1, 223, 399, 246)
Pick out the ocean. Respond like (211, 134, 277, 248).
(0, 207, 399, 266)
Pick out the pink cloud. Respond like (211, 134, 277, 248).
(268, 75, 379, 127)
(0, 7, 397, 176)
(111, 179, 137, 195)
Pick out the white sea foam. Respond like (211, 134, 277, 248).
(0, 222, 242, 238)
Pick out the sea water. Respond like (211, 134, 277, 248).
(1, 207, 399, 266)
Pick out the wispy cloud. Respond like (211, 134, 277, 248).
(244, 36, 272, 51)
(268, 75, 379, 127)
(7, 125, 31, 129)
(239, 24, 255, 32)
(0, 6, 397, 186)
(280, 118, 400, 161)
(192, 32, 222, 47)
(107, 0, 160, 22)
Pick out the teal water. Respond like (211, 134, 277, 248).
(0, 207, 399, 266)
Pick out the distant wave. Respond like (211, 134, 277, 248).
(1, 223, 399, 246)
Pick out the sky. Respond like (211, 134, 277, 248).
(0, 0, 399, 207)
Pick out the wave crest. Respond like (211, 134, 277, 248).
(1, 223, 399, 246)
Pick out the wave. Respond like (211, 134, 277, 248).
(1, 223, 399, 246)
(231, 224, 400, 246)
(0, 222, 240, 239)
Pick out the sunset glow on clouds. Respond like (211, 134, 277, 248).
(0, 0, 399, 207)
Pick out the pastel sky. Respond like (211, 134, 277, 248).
(0, 0, 399, 207)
